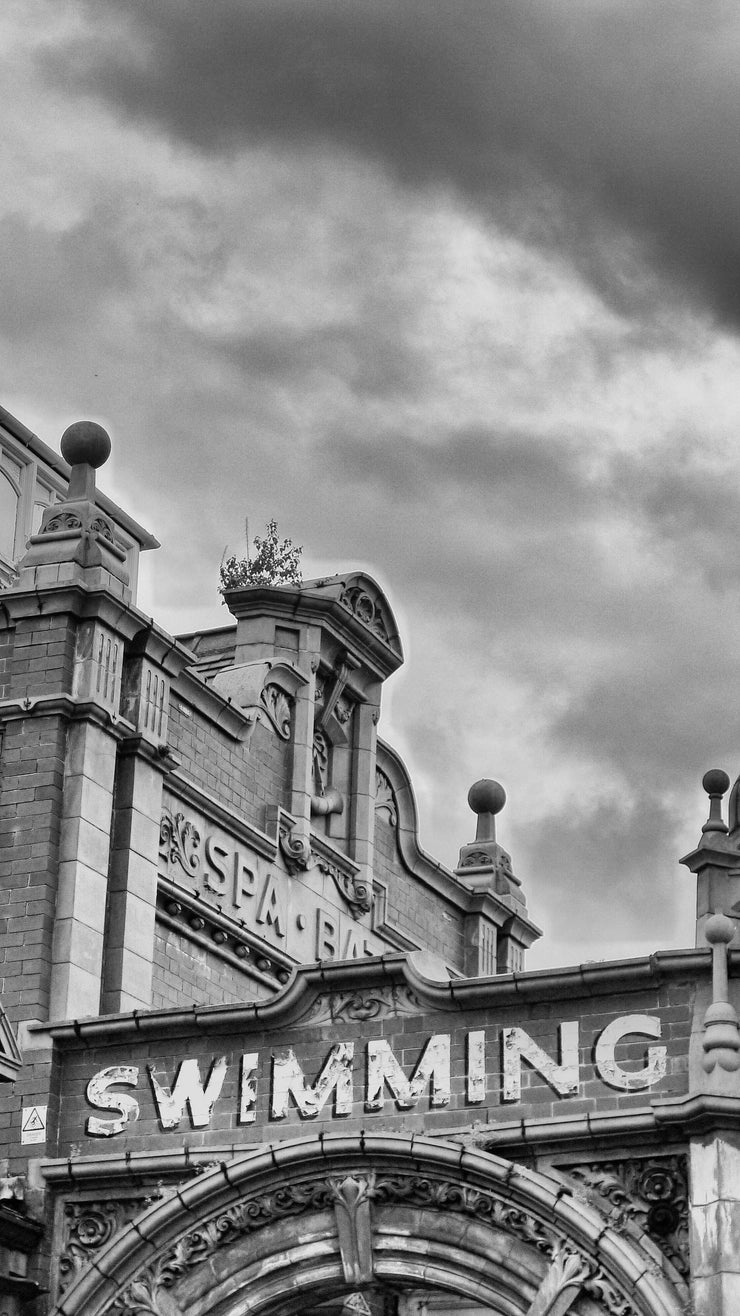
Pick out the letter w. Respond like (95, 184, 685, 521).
(149, 1057, 228, 1129)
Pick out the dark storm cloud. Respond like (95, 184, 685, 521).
(47, 0, 740, 326)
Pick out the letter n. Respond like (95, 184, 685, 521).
(502, 1023, 579, 1102)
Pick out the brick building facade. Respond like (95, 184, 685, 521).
(1, 410, 739, 1315)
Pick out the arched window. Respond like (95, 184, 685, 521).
(0, 470, 19, 561)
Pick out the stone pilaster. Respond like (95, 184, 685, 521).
(50, 618, 123, 1019)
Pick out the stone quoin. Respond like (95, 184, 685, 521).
(0, 406, 739, 1316)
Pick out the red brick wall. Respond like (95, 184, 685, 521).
(151, 923, 273, 1010)
(51, 973, 694, 1159)
(168, 699, 291, 833)
(374, 814, 465, 966)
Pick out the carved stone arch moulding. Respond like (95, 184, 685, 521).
(54, 1133, 687, 1316)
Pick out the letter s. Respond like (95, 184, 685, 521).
(86, 1066, 140, 1137)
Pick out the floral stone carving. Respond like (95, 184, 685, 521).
(105, 1168, 637, 1316)
(58, 1197, 156, 1297)
(564, 1155, 689, 1280)
(159, 809, 201, 877)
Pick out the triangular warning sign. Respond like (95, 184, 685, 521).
(342, 1297, 372, 1316)
(22, 1107, 45, 1133)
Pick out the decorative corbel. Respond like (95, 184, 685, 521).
(328, 1175, 375, 1286)
(318, 650, 359, 734)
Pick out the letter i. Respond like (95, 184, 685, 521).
(239, 1053, 259, 1123)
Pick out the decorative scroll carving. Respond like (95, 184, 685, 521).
(90, 516, 115, 543)
(159, 809, 201, 876)
(339, 585, 391, 645)
(374, 770, 397, 825)
(564, 1155, 689, 1280)
(279, 825, 314, 874)
(313, 730, 329, 794)
(261, 683, 293, 739)
(59, 1198, 154, 1296)
(317, 856, 372, 918)
(107, 1181, 337, 1316)
(305, 985, 423, 1026)
(42, 511, 82, 533)
(104, 1169, 640, 1316)
(529, 1244, 591, 1316)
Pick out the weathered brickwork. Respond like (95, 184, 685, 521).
(167, 699, 290, 833)
(374, 815, 465, 963)
(151, 923, 273, 1010)
(51, 968, 694, 1161)
(5, 614, 77, 701)
(0, 713, 65, 1023)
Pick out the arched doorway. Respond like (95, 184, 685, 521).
(55, 1133, 687, 1316)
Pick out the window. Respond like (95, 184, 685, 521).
(0, 470, 19, 561)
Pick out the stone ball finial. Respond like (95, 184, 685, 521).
(468, 779, 506, 817)
(705, 912, 736, 947)
(703, 769, 731, 797)
(61, 421, 111, 470)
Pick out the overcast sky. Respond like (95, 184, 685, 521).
(5, 0, 740, 968)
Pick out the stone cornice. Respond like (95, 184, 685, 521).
(224, 576, 403, 681)
(32, 946, 713, 1045)
(0, 693, 135, 736)
(172, 667, 256, 741)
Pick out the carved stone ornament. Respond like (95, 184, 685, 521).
(564, 1155, 689, 1281)
(90, 516, 115, 543)
(303, 985, 422, 1026)
(317, 856, 372, 919)
(159, 809, 201, 877)
(278, 824, 314, 874)
(59, 1198, 156, 1297)
(374, 770, 397, 826)
(105, 1169, 635, 1316)
(260, 682, 294, 740)
(339, 585, 392, 646)
(42, 510, 83, 533)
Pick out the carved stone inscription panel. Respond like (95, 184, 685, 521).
(158, 792, 386, 963)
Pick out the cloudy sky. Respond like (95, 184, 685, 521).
(5, 0, 740, 968)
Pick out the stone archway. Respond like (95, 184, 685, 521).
(54, 1133, 687, 1316)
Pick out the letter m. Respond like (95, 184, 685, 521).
(366, 1036, 450, 1111)
(271, 1043, 355, 1118)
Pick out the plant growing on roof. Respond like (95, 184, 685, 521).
(219, 518, 303, 593)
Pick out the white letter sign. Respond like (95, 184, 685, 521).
(86, 1066, 140, 1137)
(594, 1014, 666, 1090)
(502, 1023, 580, 1102)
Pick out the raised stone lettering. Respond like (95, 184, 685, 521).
(204, 835, 229, 889)
(502, 1022, 579, 1102)
(85, 1066, 140, 1137)
(594, 1014, 667, 1090)
(466, 1030, 486, 1103)
(233, 854, 256, 907)
(148, 1057, 228, 1129)
(271, 1043, 354, 1118)
(365, 1035, 451, 1111)
(256, 872, 285, 938)
(239, 1052, 259, 1123)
